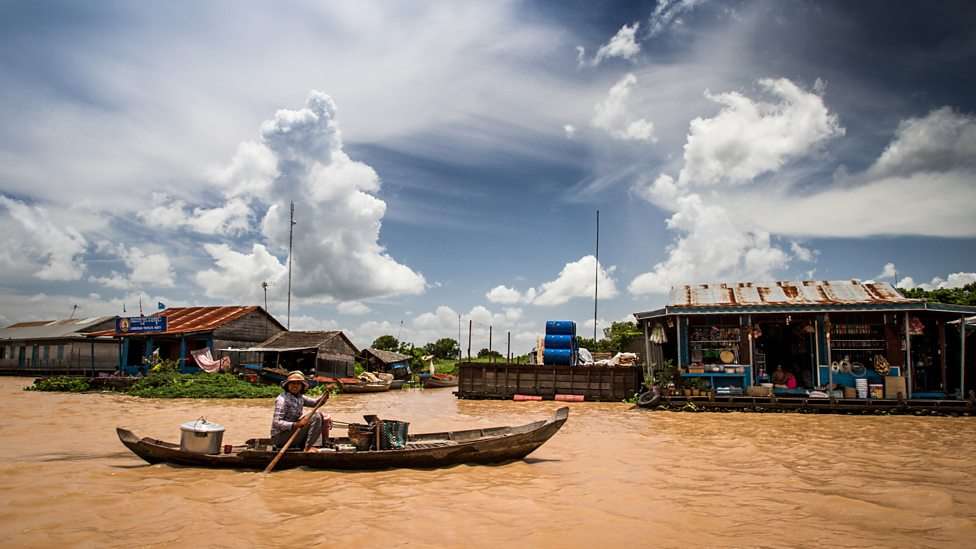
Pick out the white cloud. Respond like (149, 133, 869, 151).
(90, 245, 176, 290)
(486, 285, 525, 305)
(563, 124, 576, 138)
(534, 255, 618, 306)
(0, 196, 88, 281)
(337, 301, 371, 315)
(593, 22, 641, 65)
(877, 262, 897, 279)
(899, 272, 976, 291)
(869, 107, 976, 178)
(195, 243, 288, 303)
(629, 193, 790, 294)
(0, 289, 187, 325)
(189, 91, 426, 303)
(592, 73, 657, 142)
(678, 78, 844, 186)
(139, 194, 252, 236)
(790, 242, 818, 263)
(648, 0, 710, 37)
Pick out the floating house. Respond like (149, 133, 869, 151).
(634, 280, 976, 401)
(88, 306, 285, 374)
(0, 317, 118, 375)
(224, 330, 359, 379)
(362, 348, 412, 380)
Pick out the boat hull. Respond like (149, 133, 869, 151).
(117, 407, 568, 470)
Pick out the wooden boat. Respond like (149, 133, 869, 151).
(116, 407, 569, 470)
(340, 373, 393, 393)
(389, 379, 406, 390)
(423, 373, 458, 388)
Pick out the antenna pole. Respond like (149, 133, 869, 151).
(594, 209, 599, 341)
(287, 201, 296, 329)
(458, 313, 462, 361)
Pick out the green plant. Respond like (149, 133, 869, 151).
(127, 372, 281, 399)
(371, 335, 400, 352)
(26, 376, 90, 392)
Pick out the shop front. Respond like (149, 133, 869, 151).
(636, 281, 976, 402)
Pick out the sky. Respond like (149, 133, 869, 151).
(1, 0, 975, 353)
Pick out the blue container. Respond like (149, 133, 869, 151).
(544, 334, 575, 349)
(543, 348, 574, 365)
(545, 320, 577, 336)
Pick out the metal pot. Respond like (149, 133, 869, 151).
(179, 419, 225, 454)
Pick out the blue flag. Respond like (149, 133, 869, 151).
(157, 302, 165, 310)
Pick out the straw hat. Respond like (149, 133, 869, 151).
(282, 371, 309, 390)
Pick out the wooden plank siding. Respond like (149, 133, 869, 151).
(457, 362, 641, 401)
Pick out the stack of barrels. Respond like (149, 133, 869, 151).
(543, 320, 577, 366)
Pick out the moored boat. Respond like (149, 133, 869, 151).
(116, 407, 569, 470)
(340, 372, 394, 393)
(423, 373, 458, 388)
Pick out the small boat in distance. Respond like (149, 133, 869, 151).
(116, 407, 569, 470)
(340, 372, 393, 393)
(423, 373, 458, 388)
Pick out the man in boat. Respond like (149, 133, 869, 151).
(272, 371, 331, 452)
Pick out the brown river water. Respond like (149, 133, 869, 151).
(1, 377, 975, 548)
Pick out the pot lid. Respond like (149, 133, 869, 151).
(180, 419, 225, 432)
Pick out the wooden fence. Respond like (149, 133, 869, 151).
(457, 362, 641, 401)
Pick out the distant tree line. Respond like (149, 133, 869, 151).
(898, 282, 976, 306)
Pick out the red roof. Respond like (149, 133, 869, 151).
(88, 306, 284, 337)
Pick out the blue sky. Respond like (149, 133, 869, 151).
(1, 0, 974, 352)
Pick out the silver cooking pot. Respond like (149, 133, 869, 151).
(179, 419, 225, 454)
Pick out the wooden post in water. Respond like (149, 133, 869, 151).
(507, 331, 511, 363)
(905, 311, 912, 398)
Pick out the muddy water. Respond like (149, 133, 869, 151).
(1, 377, 975, 548)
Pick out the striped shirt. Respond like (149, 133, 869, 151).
(271, 391, 319, 438)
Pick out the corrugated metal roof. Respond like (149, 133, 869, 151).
(260, 331, 343, 349)
(0, 316, 115, 341)
(363, 347, 411, 364)
(87, 306, 284, 337)
(670, 280, 915, 308)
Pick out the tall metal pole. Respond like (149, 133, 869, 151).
(286, 201, 296, 330)
(594, 209, 599, 341)
(467, 319, 472, 360)
(489, 325, 493, 363)
(961, 314, 967, 397)
(507, 331, 511, 363)
(458, 313, 462, 361)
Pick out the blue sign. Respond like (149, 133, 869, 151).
(116, 316, 167, 334)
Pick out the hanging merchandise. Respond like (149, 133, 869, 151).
(909, 316, 925, 336)
(649, 323, 668, 344)
(873, 355, 891, 375)
(751, 325, 763, 339)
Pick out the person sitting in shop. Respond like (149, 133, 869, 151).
(772, 366, 798, 389)
(772, 365, 787, 385)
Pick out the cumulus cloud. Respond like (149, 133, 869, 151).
(678, 78, 844, 186)
(337, 301, 370, 315)
(593, 22, 641, 65)
(629, 194, 790, 294)
(897, 272, 976, 291)
(592, 73, 656, 142)
(563, 124, 576, 138)
(790, 242, 818, 263)
(195, 243, 288, 303)
(487, 256, 617, 307)
(191, 91, 426, 303)
(139, 194, 252, 236)
(90, 244, 176, 290)
(534, 255, 618, 306)
(0, 196, 87, 281)
(877, 262, 897, 279)
(869, 107, 976, 178)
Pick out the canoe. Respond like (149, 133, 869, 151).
(390, 379, 406, 390)
(423, 374, 458, 388)
(116, 407, 569, 470)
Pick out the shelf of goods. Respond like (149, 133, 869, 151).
(681, 366, 752, 389)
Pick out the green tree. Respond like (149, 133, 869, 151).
(899, 282, 976, 306)
(371, 335, 400, 352)
(477, 348, 503, 359)
(576, 321, 641, 353)
(426, 338, 460, 359)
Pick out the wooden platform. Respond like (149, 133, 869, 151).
(456, 362, 640, 401)
(649, 394, 976, 415)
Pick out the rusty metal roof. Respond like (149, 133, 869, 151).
(87, 306, 284, 337)
(0, 316, 115, 340)
(669, 280, 916, 308)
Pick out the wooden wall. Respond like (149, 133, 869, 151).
(457, 362, 641, 401)
(213, 310, 284, 345)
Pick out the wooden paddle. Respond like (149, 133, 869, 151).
(263, 391, 330, 474)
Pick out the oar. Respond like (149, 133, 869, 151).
(263, 392, 329, 474)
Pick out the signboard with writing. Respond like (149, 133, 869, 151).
(116, 316, 167, 334)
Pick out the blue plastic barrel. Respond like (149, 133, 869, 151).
(544, 334, 575, 349)
(545, 320, 577, 336)
(543, 348, 574, 365)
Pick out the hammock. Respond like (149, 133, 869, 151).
(191, 348, 231, 373)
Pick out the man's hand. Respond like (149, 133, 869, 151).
(295, 415, 310, 429)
